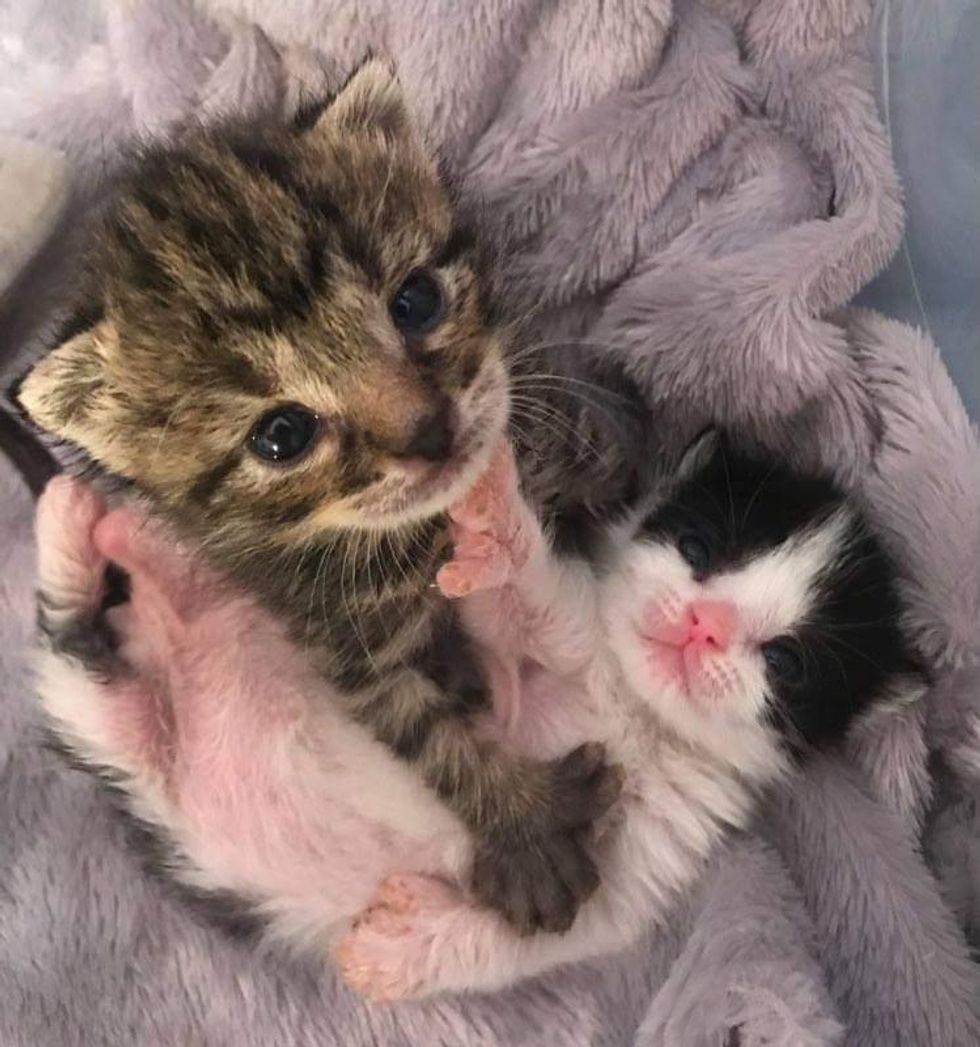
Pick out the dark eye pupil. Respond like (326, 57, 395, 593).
(391, 271, 443, 333)
(762, 641, 803, 684)
(678, 533, 711, 572)
(249, 405, 319, 462)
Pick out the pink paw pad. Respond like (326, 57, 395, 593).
(335, 875, 459, 1001)
(438, 442, 531, 598)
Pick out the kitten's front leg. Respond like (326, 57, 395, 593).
(436, 441, 538, 604)
(438, 441, 598, 676)
(362, 664, 620, 934)
(390, 443, 618, 933)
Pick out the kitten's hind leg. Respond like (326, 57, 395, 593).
(35, 475, 116, 671)
(335, 871, 609, 1000)
(34, 480, 172, 787)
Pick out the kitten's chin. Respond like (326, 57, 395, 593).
(615, 645, 786, 782)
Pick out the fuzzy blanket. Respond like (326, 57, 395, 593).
(1, 2, 979, 1045)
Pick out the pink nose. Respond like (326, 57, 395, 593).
(683, 599, 736, 652)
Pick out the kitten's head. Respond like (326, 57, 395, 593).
(16, 61, 508, 551)
(602, 432, 925, 769)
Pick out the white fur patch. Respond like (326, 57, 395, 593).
(599, 508, 851, 765)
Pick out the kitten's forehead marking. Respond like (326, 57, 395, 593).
(705, 508, 851, 637)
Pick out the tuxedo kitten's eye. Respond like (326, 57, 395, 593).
(391, 270, 443, 333)
(249, 404, 320, 463)
(761, 640, 804, 685)
(678, 533, 711, 573)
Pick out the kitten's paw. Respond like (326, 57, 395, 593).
(472, 743, 624, 935)
(36, 475, 108, 598)
(436, 531, 514, 597)
(335, 875, 461, 1001)
(95, 507, 214, 621)
(437, 442, 534, 597)
(36, 475, 108, 604)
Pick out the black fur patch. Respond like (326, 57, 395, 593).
(227, 135, 301, 193)
(639, 442, 841, 572)
(52, 298, 106, 346)
(292, 92, 333, 132)
(41, 726, 265, 941)
(434, 221, 478, 269)
(0, 407, 59, 497)
(118, 808, 266, 941)
(767, 515, 922, 752)
(101, 562, 131, 610)
(37, 594, 120, 674)
(639, 438, 922, 752)
(186, 447, 243, 504)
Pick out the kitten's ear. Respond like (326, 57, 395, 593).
(675, 426, 723, 482)
(883, 669, 930, 708)
(308, 59, 415, 142)
(15, 320, 114, 448)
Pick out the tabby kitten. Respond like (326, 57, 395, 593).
(16, 61, 621, 934)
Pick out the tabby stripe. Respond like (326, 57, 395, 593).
(434, 222, 477, 268)
(187, 447, 242, 504)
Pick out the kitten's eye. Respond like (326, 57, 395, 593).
(391, 270, 443, 334)
(678, 533, 711, 573)
(761, 640, 804, 685)
(249, 404, 320, 463)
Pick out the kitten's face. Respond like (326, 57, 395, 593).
(601, 436, 920, 761)
(17, 62, 509, 547)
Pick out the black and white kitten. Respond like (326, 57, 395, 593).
(336, 430, 925, 997)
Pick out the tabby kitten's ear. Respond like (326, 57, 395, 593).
(16, 319, 115, 453)
(309, 58, 417, 143)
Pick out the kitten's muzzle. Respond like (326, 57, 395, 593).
(639, 598, 738, 693)
(642, 598, 735, 653)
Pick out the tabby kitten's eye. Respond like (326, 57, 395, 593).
(391, 270, 443, 334)
(249, 404, 320, 463)
(678, 533, 711, 573)
(761, 640, 804, 685)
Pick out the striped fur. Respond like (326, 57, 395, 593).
(17, 61, 622, 934)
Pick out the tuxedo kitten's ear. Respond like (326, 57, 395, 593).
(888, 669, 930, 708)
(308, 58, 415, 143)
(845, 669, 931, 824)
(674, 426, 723, 483)
(15, 319, 115, 452)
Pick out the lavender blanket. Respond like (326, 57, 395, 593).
(1, 2, 978, 1044)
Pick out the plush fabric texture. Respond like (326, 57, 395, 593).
(0, 1, 978, 1044)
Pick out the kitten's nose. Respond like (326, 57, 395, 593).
(683, 599, 736, 652)
(403, 398, 455, 462)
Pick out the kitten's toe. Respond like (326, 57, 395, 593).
(436, 546, 512, 598)
(36, 475, 108, 604)
(552, 743, 625, 828)
(337, 875, 460, 1001)
(436, 559, 478, 598)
